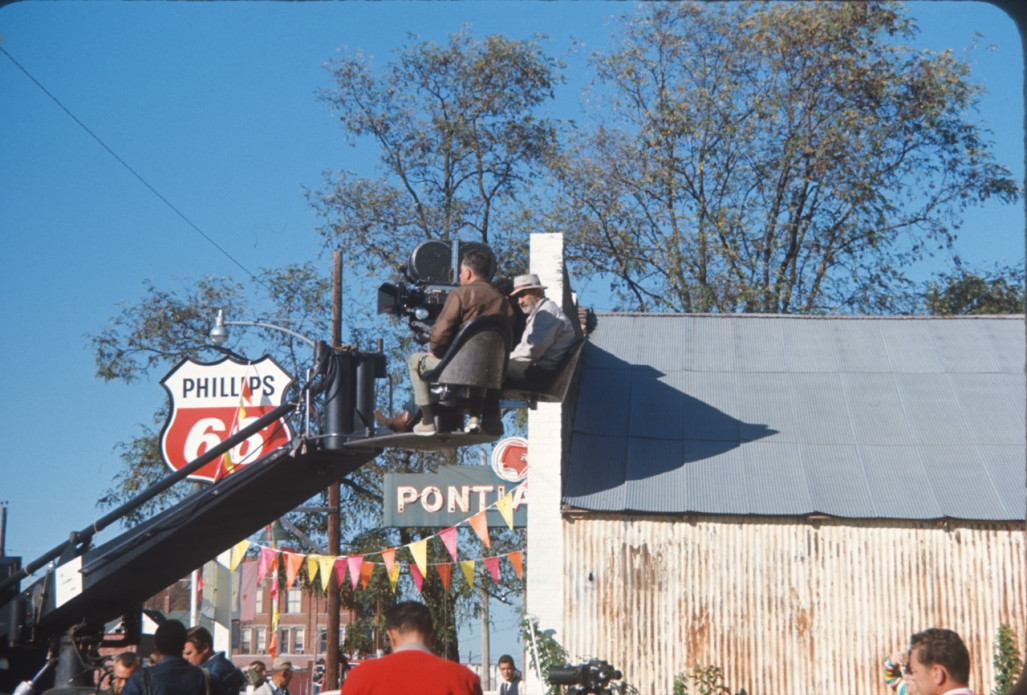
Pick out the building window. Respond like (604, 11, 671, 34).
(286, 587, 302, 614)
(280, 629, 289, 653)
(319, 627, 327, 654)
(293, 627, 305, 654)
(240, 627, 252, 654)
(255, 628, 266, 653)
(255, 586, 264, 614)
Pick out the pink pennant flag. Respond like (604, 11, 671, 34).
(409, 563, 424, 594)
(257, 546, 276, 585)
(435, 564, 452, 592)
(484, 556, 501, 584)
(468, 511, 491, 549)
(439, 527, 459, 563)
(509, 551, 523, 580)
(334, 557, 348, 588)
(347, 555, 364, 589)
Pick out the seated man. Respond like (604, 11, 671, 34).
(407, 248, 514, 435)
(506, 273, 577, 382)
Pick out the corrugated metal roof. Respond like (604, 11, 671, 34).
(565, 314, 1026, 520)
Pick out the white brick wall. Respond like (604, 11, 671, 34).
(524, 234, 568, 694)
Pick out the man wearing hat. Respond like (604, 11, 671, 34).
(507, 273, 577, 382)
(253, 658, 293, 695)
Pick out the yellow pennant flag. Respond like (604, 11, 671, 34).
(408, 539, 428, 578)
(306, 555, 321, 585)
(459, 560, 475, 589)
(229, 540, 250, 572)
(388, 564, 401, 592)
(495, 492, 515, 530)
(317, 555, 336, 592)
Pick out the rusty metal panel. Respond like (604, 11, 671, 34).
(562, 515, 1027, 695)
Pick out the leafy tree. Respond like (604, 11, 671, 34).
(310, 29, 562, 278)
(552, 1, 1020, 314)
(924, 264, 1025, 315)
(992, 623, 1024, 695)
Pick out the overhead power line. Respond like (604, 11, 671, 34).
(1, 45, 261, 285)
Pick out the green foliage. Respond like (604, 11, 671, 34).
(311, 29, 560, 280)
(924, 264, 1025, 315)
(521, 617, 568, 695)
(674, 665, 744, 695)
(554, 1, 1020, 314)
(992, 624, 1023, 695)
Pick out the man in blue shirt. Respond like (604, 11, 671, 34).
(121, 621, 207, 695)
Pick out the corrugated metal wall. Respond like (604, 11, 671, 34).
(562, 514, 1026, 695)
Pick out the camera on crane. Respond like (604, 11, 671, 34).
(376, 240, 497, 345)
(547, 660, 623, 695)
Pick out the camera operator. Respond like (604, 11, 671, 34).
(406, 248, 514, 436)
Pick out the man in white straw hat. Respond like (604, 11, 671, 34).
(506, 273, 577, 381)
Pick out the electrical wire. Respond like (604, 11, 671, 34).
(0, 44, 266, 289)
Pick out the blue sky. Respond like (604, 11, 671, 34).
(0, 0, 1023, 665)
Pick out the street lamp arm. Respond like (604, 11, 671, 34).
(223, 320, 317, 348)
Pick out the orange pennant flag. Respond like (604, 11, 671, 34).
(359, 561, 374, 589)
(508, 551, 523, 580)
(468, 511, 491, 549)
(283, 552, 305, 591)
(380, 548, 396, 577)
(459, 560, 475, 588)
(435, 564, 452, 592)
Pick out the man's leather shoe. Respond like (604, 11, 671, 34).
(375, 409, 415, 433)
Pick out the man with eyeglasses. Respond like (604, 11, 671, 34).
(107, 652, 140, 695)
(905, 628, 972, 695)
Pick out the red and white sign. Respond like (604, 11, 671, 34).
(490, 436, 528, 482)
(160, 355, 295, 483)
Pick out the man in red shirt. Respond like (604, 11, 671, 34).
(341, 602, 482, 695)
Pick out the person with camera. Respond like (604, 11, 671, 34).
(340, 601, 482, 695)
(406, 248, 514, 436)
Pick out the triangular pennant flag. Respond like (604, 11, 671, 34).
(409, 563, 424, 594)
(509, 551, 523, 580)
(317, 555, 336, 593)
(268, 630, 278, 659)
(230, 540, 250, 572)
(387, 564, 400, 592)
(484, 556, 501, 584)
(459, 560, 475, 588)
(435, 564, 452, 592)
(495, 492, 515, 530)
(257, 546, 276, 585)
(439, 527, 459, 563)
(348, 555, 364, 590)
(306, 555, 321, 585)
(408, 539, 428, 578)
(380, 548, 396, 577)
(468, 511, 491, 549)
(334, 557, 348, 588)
(283, 552, 305, 591)
(359, 561, 374, 589)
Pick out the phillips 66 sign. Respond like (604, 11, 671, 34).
(160, 355, 294, 483)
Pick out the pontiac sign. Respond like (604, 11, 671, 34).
(384, 465, 527, 528)
(160, 355, 295, 483)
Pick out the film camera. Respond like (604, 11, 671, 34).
(548, 660, 623, 695)
(377, 239, 497, 344)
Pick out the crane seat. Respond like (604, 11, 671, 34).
(420, 315, 512, 393)
(501, 337, 586, 405)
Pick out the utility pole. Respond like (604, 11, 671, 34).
(324, 250, 343, 690)
(1, 501, 8, 556)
